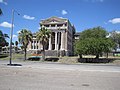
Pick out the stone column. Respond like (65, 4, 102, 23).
(33, 40, 34, 49)
(48, 35, 52, 50)
(60, 32, 64, 50)
(27, 41, 31, 50)
(30, 42, 32, 49)
(55, 32, 57, 50)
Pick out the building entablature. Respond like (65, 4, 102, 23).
(40, 16, 67, 24)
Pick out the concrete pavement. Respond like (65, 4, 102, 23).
(0, 60, 120, 90)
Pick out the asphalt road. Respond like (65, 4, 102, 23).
(0, 60, 120, 90)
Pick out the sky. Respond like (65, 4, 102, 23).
(0, 0, 120, 43)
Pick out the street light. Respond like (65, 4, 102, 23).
(8, 9, 20, 65)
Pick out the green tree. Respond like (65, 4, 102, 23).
(36, 27, 51, 61)
(109, 31, 120, 51)
(0, 30, 9, 52)
(18, 29, 33, 60)
(12, 42, 14, 46)
(80, 26, 108, 40)
(75, 27, 114, 59)
(5, 42, 9, 46)
(15, 41, 18, 52)
(0, 30, 9, 47)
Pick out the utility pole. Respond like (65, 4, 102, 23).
(8, 9, 20, 65)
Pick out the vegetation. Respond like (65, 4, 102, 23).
(0, 30, 9, 52)
(36, 27, 51, 61)
(18, 29, 33, 60)
(75, 26, 115, 59)
(109, 31, 120, 51)
(15, 41, 18, 52)
(0, 53, 32, 60)
(0, 54, 9, 58)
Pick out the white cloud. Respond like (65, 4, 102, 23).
(109, 18, 120, 24)
(23, 15, 35, 20)
(17, 30, 21, 34)
(0, 22, 14, 28)
(61, 10, 68, 15)
(94, 0, 104, 2)
(0, 0, 7, 5)
(13, 35, 17, 38)
(115, 31, 120, 34)
(99, 0, 104, 2)
(38, 27, 41, 29)
(104, 22, 107, 25)
(59, 17, 64, 18)
(84, 0, 104, 3)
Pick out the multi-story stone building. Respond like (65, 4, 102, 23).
(27, 16, 75, 56)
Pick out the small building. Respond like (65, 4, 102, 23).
(74, 32, 80, 40)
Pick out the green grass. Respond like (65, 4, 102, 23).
(1, 54, 120, 64)
(0, 53, 31, 60)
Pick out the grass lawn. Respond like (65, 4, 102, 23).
(0, 53, 120, 65)
(0, 53, 31, 61)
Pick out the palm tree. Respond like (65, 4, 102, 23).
(18, 29, 33, 60)
(36, 27, 51, 61)
(0, 30, 9, 47)
(0, 30, 9, 52)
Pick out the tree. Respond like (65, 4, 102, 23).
(75, 27, 114, 59)
(0, 30, 9, 52)
(5, 42, 9, 46)
(36, 27, 51, 61)
(0, 30, 9, 47)
(79, 26, 108, 40)
(18, 29, 33, 60)
(15, 41, 18, 52)
(12, 42, 14, 46)
(109, 31, 120, 51)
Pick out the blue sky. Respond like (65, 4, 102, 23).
(0, 0, 120, 43)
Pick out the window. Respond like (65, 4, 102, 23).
(45, 25, 49, 27)
(57, 24, 63, 27)
(31, 45, 33, 49)
(51, 24, 55, 27)
(33, 36, 36, 38)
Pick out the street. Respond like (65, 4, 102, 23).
(0, 60, 120, 90)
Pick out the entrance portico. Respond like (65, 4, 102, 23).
(48, 30, 65, 51)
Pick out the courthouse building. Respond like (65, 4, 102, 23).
(27, 16, 76, 56)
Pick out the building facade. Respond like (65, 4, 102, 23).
(27, 16, 75, 56)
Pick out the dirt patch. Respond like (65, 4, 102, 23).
(58, 57, 78, 64)
(112, 60, 120, 65)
